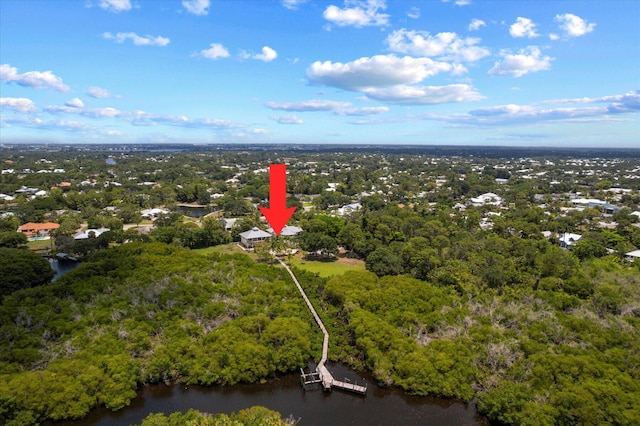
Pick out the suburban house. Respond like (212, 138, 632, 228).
(74, 228, 110, 240)
(625, 250, 640, 262)
(140, 208, 169, 219)
(559, 232, 582, 249)
(337, 202, 362, 215)
(17, 222, 60, 240)
(239, 227, 272, 248)
(267, 225, 302, 237)
(219, 218, 239, 232)
(469, 192, 503, 206)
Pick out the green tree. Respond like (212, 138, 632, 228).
(0, 232, 28, 248)
(0, 248, 54, 296)
(365, 247, 403, 276)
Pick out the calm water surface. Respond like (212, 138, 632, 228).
(49, 259, 81, 281)
(54, 364, 488, 426)
(176, 205, 213, 218)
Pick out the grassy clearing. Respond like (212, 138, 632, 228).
(26, 239, 53, 251)
(193, 244, 365, 277)
(287, 254, 365, 277)
(193, 243, 259, 260)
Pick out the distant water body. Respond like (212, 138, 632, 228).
(52, 364, 488, 426)
(49, 258, 80, 281)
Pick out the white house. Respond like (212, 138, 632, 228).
(267, 225, 302, 237)
(141, 208, 169, 219)
(625, 249, 640, 262)
(338, 202, 362, 215)
(74, 228, 110, 240)
(469, 192, 503, 206)
(239, 227, 272, 248)
(559, 232, 582, 249)
(219, 218, 239, 231)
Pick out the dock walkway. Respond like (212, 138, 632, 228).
(279, 259, 366, 396)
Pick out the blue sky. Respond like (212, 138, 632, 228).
(1, 0, 638, 146)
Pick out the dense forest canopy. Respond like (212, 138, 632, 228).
(0, 238, 638, 425)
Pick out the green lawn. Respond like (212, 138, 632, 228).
(193, 244, 366, 277)
(26, 239, 53, 251)
(287, 254, 365, 277)
(193, 243, 259, 260)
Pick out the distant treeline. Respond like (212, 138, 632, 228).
(3, 143, 640, 158)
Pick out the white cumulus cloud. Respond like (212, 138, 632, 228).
(103, 32, 170, 47)
(65, 98, 85, 108)
(266, 99, 351, 112)
(282, 0, 308, 10)
(200, 43, 230, 60)
(488, 46, 553, 77)
(307, 54, 453, 91)
(323, 0, 389, 28)
(416, 90, 640, 127)
(468, 19, 486, 31)
(337, 106, 390, 116)
(555, 13, 596, 37)
(407, 7, 420, 19)
(0, 97, 37, 113)
(271, 114, 304, 124)
(253, 46, 278, 62)
(386, 29, 490, 62)
(99, 0, 132, 13)
(442, 0, 471, 6)
(87, 86, 119, 98)
(510, 17, 539, 38)
(182, 0, 210, 16)
(363, 84, 484, 105)
(0, 64, 70, 92)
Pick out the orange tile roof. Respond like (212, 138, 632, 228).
(18, 222, 60, 233)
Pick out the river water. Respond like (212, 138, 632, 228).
(49, 258, 81, 281)
(53, 363, 488, 426)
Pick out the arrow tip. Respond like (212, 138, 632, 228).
(259, 206, 297, 236)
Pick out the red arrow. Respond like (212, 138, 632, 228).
(259, 164, 297, 236)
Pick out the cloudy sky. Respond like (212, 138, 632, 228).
(1, 0, 638, 146)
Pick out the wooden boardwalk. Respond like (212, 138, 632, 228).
(280, 259, 367, 396)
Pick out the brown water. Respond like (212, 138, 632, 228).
(52, 364, 488, 426)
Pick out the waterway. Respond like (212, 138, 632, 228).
(53, 363, 488, 426)
(49, 258, 81, 281)
(176, 204, 214, 218)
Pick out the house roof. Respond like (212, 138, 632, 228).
(342, 202, 362, 211)
(239, 227, 271, 240)
(267, 225, 302, 236)
(559, 233, 582, 245)
(625, 249, 640, 258)
(220, 218, 239, 226)
(141, 208, 169, 216)
(18, 222, 60, 232)
(74, 228, 110, 240)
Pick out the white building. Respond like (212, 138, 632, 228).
(559, 233, 582, 249)
(337, 202, 362, 215)
(469, 192, 503, 206)
(625, 249, 640, 262)
(74, 228, 110, 240)
(141, 208, 169, 219)
(219, 218, 239, 231)
(239, 227, 272, 248)
(267, 225, 302, 237)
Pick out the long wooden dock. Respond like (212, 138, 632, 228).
(280, 259, 367, 396)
